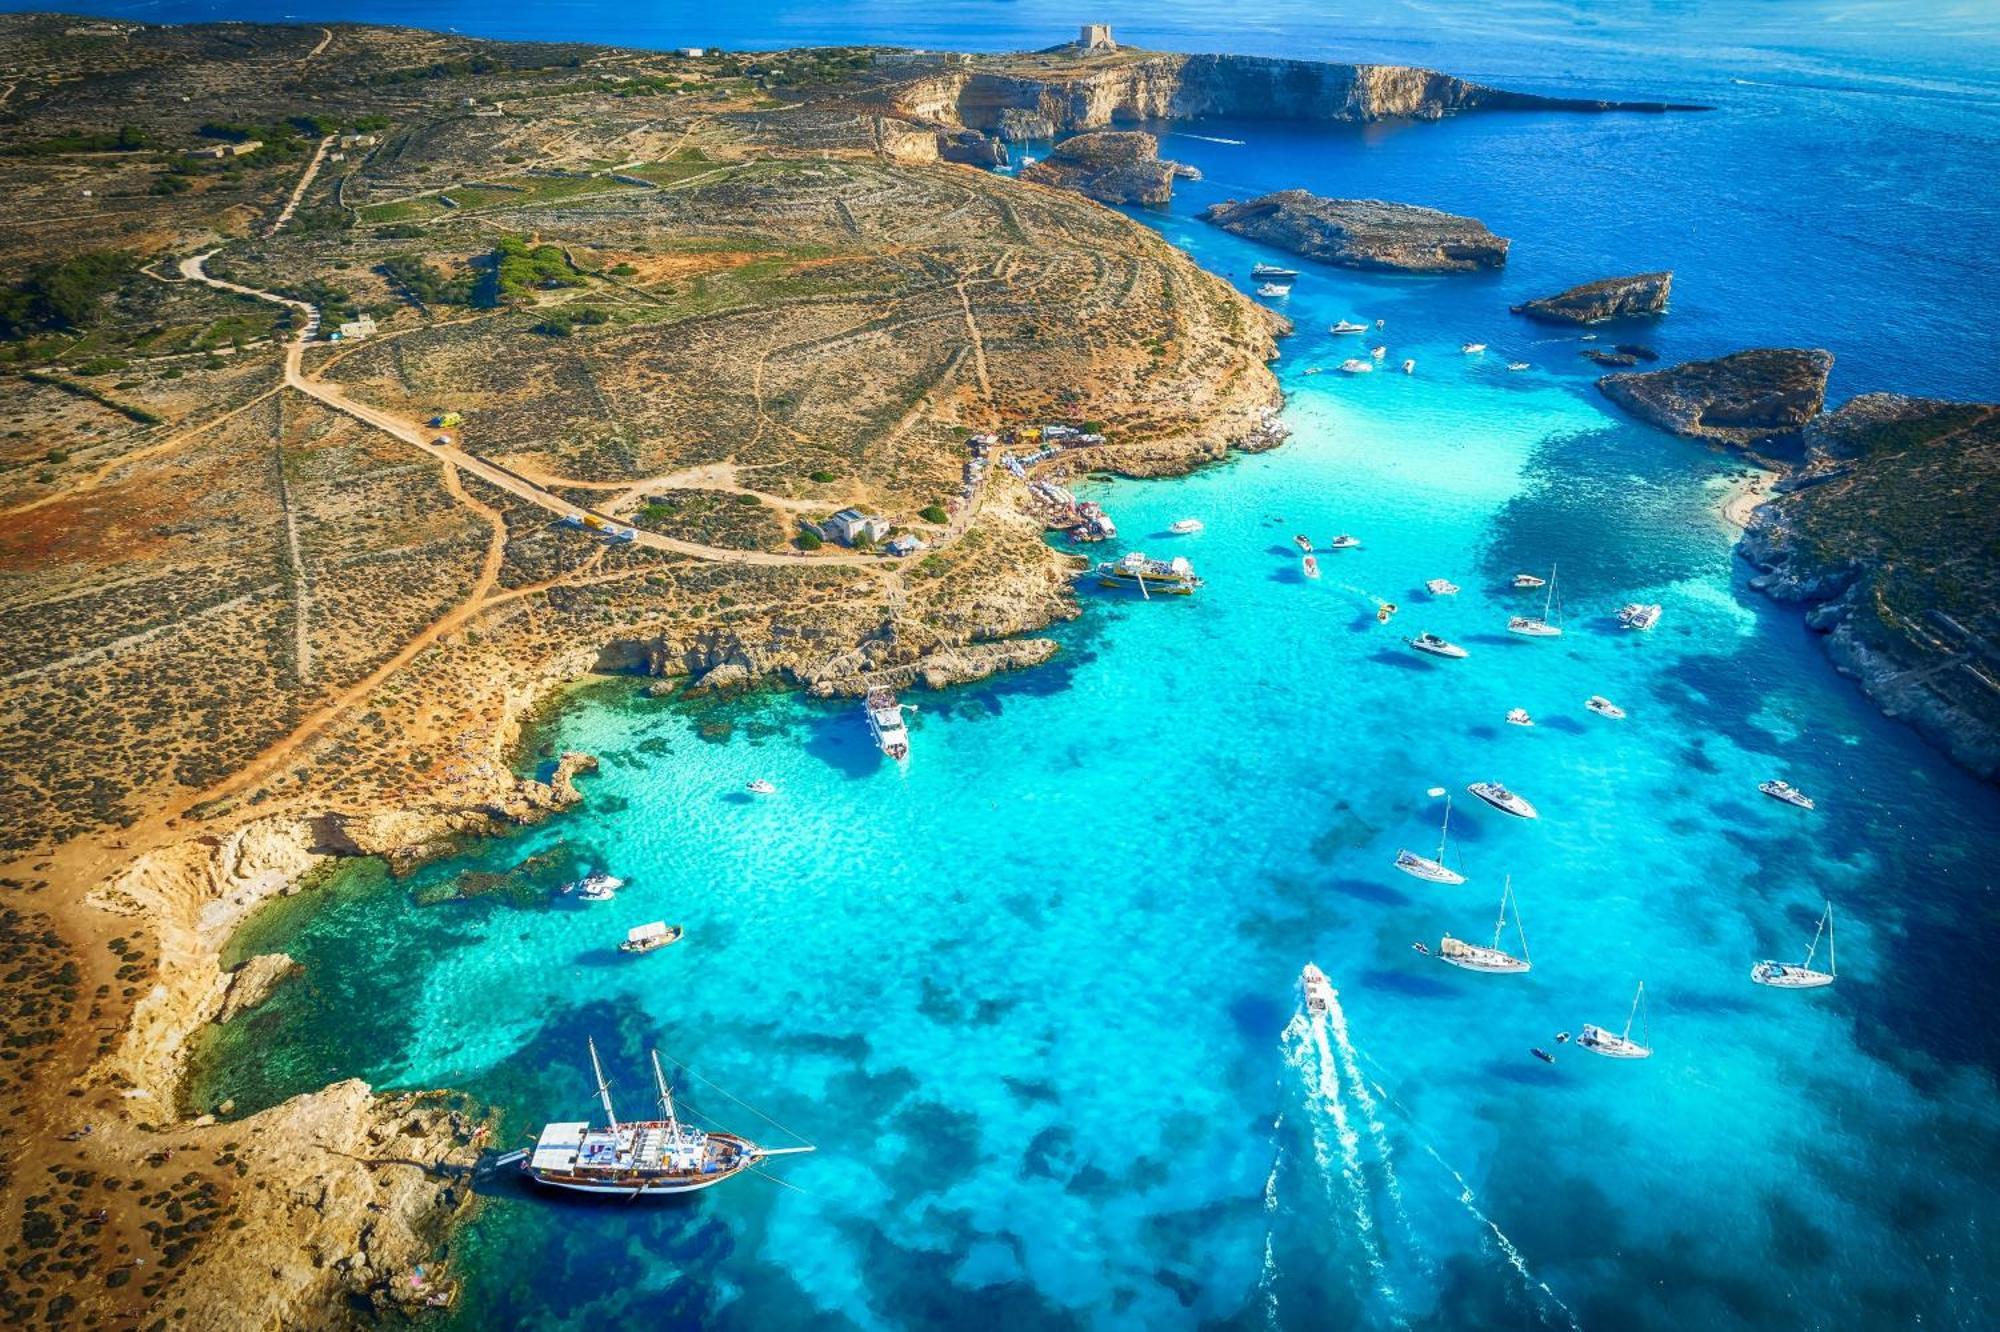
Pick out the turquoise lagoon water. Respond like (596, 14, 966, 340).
(163, 3, 2000, 1328)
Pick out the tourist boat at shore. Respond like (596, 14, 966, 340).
(1578, 982, 1652, 1059)
(1407, 631, 1468, 659)
(746, 779, 776, 795)
(517, 1040, 812, 1197)
(1752, 902, 1837, 989)
(1468, 781, 1538, 819)
(1586, 695, 1626, 719)
(1394, 791, 1466, 885)
(1328, 534, 1360, 549)
(1256, 282, 1290, 298)
(1252, 262, 1299, 281)
(1461, 342, 1487, 354)
(1759, 779, 1815, 810)
(1511, 572, 1546, 589)
(865, 687, 910, 761)
(1508, 563, 1564, 637)
(1302, 962, 1336, 1015)
(1095, 551, 1201, 596)
(1331, 320, 1369, 334)
(1338, 358, 1374, 374)
(1425, 578, 1460, 597)
(619, 921, 683, 954)
(1438, 877, 1531, 973)
(1301, 553, 1320, 579)
(562, 871, 623, 901)
(1506, 708, 1534, 726)
(1617, 602, 1663, 630)
(1169, 518, 1204, 534)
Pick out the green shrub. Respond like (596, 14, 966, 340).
(795, 528, 823, 550)
(919, 504, 948, 524)
(44, 448, 69, 464)
(808, 469, 836, 483)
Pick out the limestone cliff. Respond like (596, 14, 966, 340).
(1513, 271, 1672, 324)
(1598, 348, 1833, 447)
(1019, 130, 1182, 205)
(1200, 191, 1507, 272)
(884, 51, 1706, 141)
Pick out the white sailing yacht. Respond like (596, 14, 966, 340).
(1438, 877, 1530, 973)
(1752, 902, 1837, 989)
(1578, 981, 1652, 1059)
(1508, 563, 1564, 637)
(519, 1039, 813, 1196)
(1394, 790, 1466, 884)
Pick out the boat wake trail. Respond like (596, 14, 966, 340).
(1171, 131, 1247, 145)
(1260, 1116, 1283, 1332)
(1322, 991, 1428, 1277)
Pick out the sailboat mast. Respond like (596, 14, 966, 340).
(1625, 981, 1645, 1042)
(650, 1049, 679, 1136)
(588, 1037, 619, 1134)
(1437, 795, 1452, 863)
(1543, 563, 1557, 621)
(1492, 875, 1510, 951)
(1826, 904, 1836, 978)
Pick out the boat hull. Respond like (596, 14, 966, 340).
(1468, 785, 1538, 819)
(1439, 949, 1530, 974)
(1577, 1026, 1650, 1058)
(1751, 964, 1834, 989)
(1394, 853, 1465, 885)
(1507, 619, 1562, 637)
(523, 1163, 749, 1196)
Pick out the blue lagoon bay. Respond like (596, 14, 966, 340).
(173, 4, 2000, 1329)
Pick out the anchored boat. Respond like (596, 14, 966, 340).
(1251, 262, 1299, 281)
(1394, 790, 1466, 885)
(1338, 358, 1374, 374)
(1425, 578, 1460, 597)
(865, 687, 910, 761)
(518, 1040, 812, 1197)
(1511, 572, 1546, 589)
(1617, 602, 1663, 630)
(1586, 695, 1627, 719)
(1438, 877, 1531, 973)
(1759, 779, 1815, 811)
(1331, 320, 1369, 335)
(619, 921, 683, 954)
(1095, 551, 1201, 596)
(1407, 631, 1468, 660)
(1505, 707, 1534, 727)
(1468, 781, 1538, 819)
(1169, 518, 1204, 534)
(1508, 563, 1564, 637)
(1578, 982, 1652, 1059)
(1461, 342, 1487, 354)
(1752, 902, 1837, 989)
(561, 871, 623, 901)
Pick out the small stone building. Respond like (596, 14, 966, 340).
(1079, 24, 1116, 51)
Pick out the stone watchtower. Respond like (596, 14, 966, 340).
(1079, 23, 1117, 51)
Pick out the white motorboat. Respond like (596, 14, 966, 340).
(1585, 695, 1626, 719)
(1338, 358, 1375, 374)
(570, 871, 623, 902)
(1578, 982, 1652, 1059)
(1505, 708, 1534, 727)
(1752, 902, 1837, 989)
(1169, 518, 1204, 534)
(1302, 553, 1320, 579)
(1507, 563, 1563, 637)
(745, 779, 776, 795)
(1467, 781, 1538, 819)
(1257, 282, 1290, 298)
(1394, 790, 1466, 885)
(1331, 320, 1369, 335)
(1302, 962, 1336, 1015)
(1425, 578, 1460, 596)
(1507, 361, 1530, 371)
(1438, 877, 1531, 973)
(1511, 572, 1546, 589)
(1759, 779, 1815, 811)
(865, 686, 910, 760)
(1407, 632, 1468, 659)
(1461, 342, 1487, 354)
(1328, 534, 1360, 549)
(1617, 602, 1662, 630)
(1251, 262, 1300, 281)
(1371, 345, 1387, 360)
(1401, 358, 1415, 374)
(618, 921, 683, 954)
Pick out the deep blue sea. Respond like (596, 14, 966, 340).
(124, 2, 2000, 1328)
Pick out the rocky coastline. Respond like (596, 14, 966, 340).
(1199, 190, 1508, 272)
(1597, 347, 1833, 447)
(1513, 271, 1673, 323)
(1018, 130, 1185, 205)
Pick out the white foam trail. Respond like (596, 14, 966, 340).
(1293, 1007, 1404, 1323)
(1259, 1120, 1283, 1331)
(1324, 989, 1427, 1273)
(1171, 132, 1247, 145)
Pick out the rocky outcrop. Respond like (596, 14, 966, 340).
(1597, 348, 1832, 446)
(884, 52, 1706, 141)
(806, 638, 1061, 696)
(937, 128, 1007, 166)
(1019, 130, 1181, 205)
(1200, 190, 1507, 272)
(1736, 393, 2000, 781)
(1513, 271, 1672, 324)
(214, 951, 300, 1023)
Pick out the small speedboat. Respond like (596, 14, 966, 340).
(1338, 358, 1374, 374)
(1331, 320, 1369, 335)
(1401, 359, 1415, 374)
(1505, 708, 1534, 727)
(1302, 554, 1320, 579)
(1370, 345, 1387, 360)
(1407, 632, 1468, 660)
(1467, 781, 1538, 819)
(1302, 962, 1336, 1015)
(1293, 534, 1313, 553)
(746, 779, 776, 795)
(1532, 1047, 1556, 1064)
(1585, 695, 1626, 719)
(1512, 572, 1547, 589)
(1375, 319, 1386, 330)
(1425, 578, 1459, 597)
(1461, 342, 1487, 354)
(1759, 779, 1816, 811)
(1617, 602, 1662, 630)
(1328, 534, 1360, 549)
(1169, 518, 1204, 534)
(1256, 282, 1290, 298)
(1507, 361, 1530, 371)
(566, 871, 624, 901)
(618, 921, 683, 954)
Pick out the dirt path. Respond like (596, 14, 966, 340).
(268, 136, 334, 236)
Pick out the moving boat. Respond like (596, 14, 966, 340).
(1461, 342, 1487, 354)
(745, 779, 776, 795)
(1301, 553, 1320, 579)
(1401, 359, 1416, 374)
(1505, 708, 1534, 727)
(1507, 361, 1530, 371)
(1252, 262, 1299, 280)
(1752, 902, 1837, 989)
(1293, 534, 1313, 553)
(1371, 345, 1387, 360)
(1759, 779, 1815, 811)
(1438, 877, 1531, 973)
(1467, 781, 1538, 819)
(1169, 518, 1204, 534)
(1331, 320, 1369, 334)
(562, 871, 623, 901)
(1511, 572, 1546, 589)
(865, 687, 910, 761)
(1096, 551, 1201, 596)
(1338, 358, 1375, 374)
(619, 921, 683, 954)
(1407, 631, 1468, 659)
(518, 1040, 812, 1197)
(1578, 982, 1652, 1059)
(1585, 695, 1626, 719)
(1617, 602, 1663, 630)
(1302, 962, 1336, 1015)
(1256, 282, 1290, 298)
(1328, 534, 1361, 550)
(1394, 791, 1466, 885)
(1425, 578, 1460, 596)
(1507, 563, 1564, 637)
